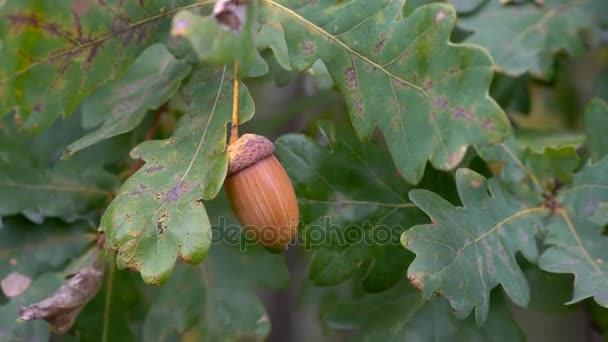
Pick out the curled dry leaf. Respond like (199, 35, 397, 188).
(213, 0, 248, 31)
(18, 266, 104, 334)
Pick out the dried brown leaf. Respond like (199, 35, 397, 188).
(213, 0, 248, 31)
(18, 266, 104, 333)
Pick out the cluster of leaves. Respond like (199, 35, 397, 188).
(1, 0, 608, 340)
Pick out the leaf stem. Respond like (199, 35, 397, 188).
(230, 60, 239, 144)
(101, 259, 115, 342)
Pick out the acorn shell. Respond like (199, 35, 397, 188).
(225, 134, 299, 249)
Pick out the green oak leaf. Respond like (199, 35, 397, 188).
(475, 131, 605, 310)
(248, 23, 292, 77)
(584, 98, 608, 162)
(142, 197, 289, 341)
(101, 67, 254, 285)
(307, 59, 335, 90)
(402, 168, 546, 324)
(449, 0, 485, 13)
(170, 0, 257, 76)
(11, 109, 140, 170)
(0, 157, 117, 222)
(459, 0, 600, 78)
(525, 146, 580, 187)
(538, 157, 608, 308)
(477, 136, 543, 198)
(65, 43, 191, 156)
(260, 0, 508, 184)
(514, 131, 585, 154)
(477, 135, 580, 198)
(275, 121, 453, 292)
(327, 285, 524, 341)
(0, 217, 96, 298)
(402, 0, 439, 16)
(0, 119, 119, 222)
(0, 0, 214, 132)
(256, 24, 291, 71)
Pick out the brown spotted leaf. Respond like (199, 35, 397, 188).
(402, 169, 546, 324)
(18, 265, 104, 334)
(101, 67, 254, 285)
(0, 0, 208, 132)
(259, 0, 509, 184)
(139, 193, 289, 340)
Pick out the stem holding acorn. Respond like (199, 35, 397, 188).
(225, 60, 300, 251)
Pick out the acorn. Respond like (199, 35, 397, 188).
(225, 133, 299, 250)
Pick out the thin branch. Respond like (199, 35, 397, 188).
(230, 60, 239, 144)
(101, 259, 115, 342)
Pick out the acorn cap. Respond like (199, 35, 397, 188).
(227, 134, 275, 175)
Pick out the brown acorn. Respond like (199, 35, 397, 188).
(225, 133, 299, 249)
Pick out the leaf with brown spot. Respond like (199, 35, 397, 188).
(101, 67, 254, 285)
(142, 198, 289, 341)
(0, 0, 213, 132)
(402, 169, 546, 324)
(260, 0, 509, 184)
